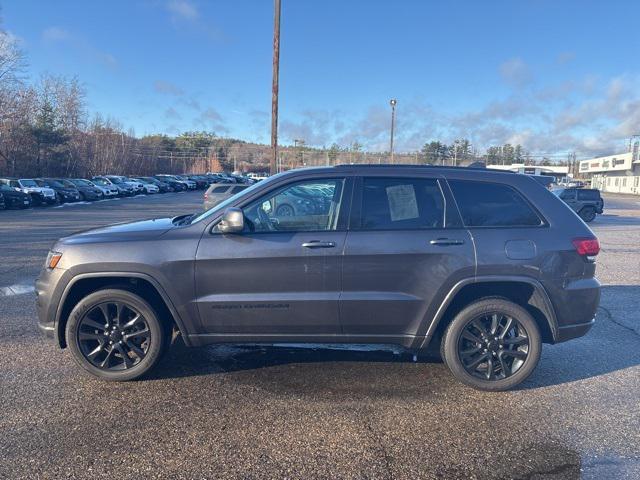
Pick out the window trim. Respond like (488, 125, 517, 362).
(210, 175, 353, 235)
(350, 175, 451, 232)
(446, 178, 548, 229)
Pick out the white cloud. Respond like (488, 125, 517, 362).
(154, 80, 184, 96)
(41, 27, 116, 69)
(166, 0, 199, 21)
(557, 51, 575, 65)
(42, 27, 70, 43)
(499, 57, 532, 88)
(274, 72, 640, 158)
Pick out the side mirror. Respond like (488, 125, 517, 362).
(218, 207, 244, 233)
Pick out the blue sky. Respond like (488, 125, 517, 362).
(2, 0, 639, 155)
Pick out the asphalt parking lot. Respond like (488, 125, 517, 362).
(1, 191, 640, 479)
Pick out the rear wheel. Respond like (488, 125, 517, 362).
(579, 206, 596, 222)
(441, 298, 541, 391)
(66, 289, 166, 381)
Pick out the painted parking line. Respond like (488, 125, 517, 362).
(0, 284, 35, 296)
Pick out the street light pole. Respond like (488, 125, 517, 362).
(270, 0, 281, 176)
(389, 99, 397, 164)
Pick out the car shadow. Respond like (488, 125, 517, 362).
(595, 213, 640, 226)
(150, 285, 639, 392)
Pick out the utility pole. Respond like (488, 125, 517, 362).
(453, 140, 459, 166)
(270, 0, 281, 176)
(389, 99, 397, 164)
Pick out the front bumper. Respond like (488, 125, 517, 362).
(35, 266, 69, 345)
(6, 196, 31, 208)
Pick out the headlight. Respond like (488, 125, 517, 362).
(45, 251, 63, 270)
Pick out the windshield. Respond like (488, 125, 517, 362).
(19, 179, 38, 187)
(552, 189, 566, 197)
(190, 179, 264, 224)
(60, 180, 76, 187)
(107, 177, 123, 184)
(45, 179, 65, 188)
(93, 178, 110, 186)
(73, 179, 93, 186)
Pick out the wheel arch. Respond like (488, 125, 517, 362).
(55, 272, 190, 349)
(419, 276, 558, 350)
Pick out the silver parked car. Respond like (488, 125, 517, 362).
(203, 183, 248, 210)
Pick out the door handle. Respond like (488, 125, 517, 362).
(429, 238, 465, 246)
(302, 241, 336, 248)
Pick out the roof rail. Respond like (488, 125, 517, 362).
(333, 163, 512, 172)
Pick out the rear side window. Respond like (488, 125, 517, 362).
(360, 177, 445, 230)
(448, 180, 542, 227)
(211, 186, 230, 193)
(577, 189, 600, 201)
(231, 186, 247, 194)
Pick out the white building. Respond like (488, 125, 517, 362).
(488, 164, 569, 182)
(579, 151, 640, 195)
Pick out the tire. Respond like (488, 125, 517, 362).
(30, 194, 42, 207)
(276, 204, 295, 217)
(441, 298, 541, 391)
(579, 206, 596, 223)
(66, 289, 166, 381)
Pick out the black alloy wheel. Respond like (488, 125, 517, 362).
(457, 312, 530, 381)
(441, 298, 541, 391)
(66, 289, 166, 381)
(77, 301, 150, 371)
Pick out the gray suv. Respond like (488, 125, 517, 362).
(553, 187, 604, 222)
(36, 165, 601, 390)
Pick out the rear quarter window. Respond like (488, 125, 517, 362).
(448, 180, 543, 227)
(211, 186, 230, 193)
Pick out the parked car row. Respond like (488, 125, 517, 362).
(0, 172, 260, 210)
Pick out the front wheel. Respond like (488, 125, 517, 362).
(66, 289, 166, 381)
(276, 204, 295, 217)
(441, 298, 541, 391)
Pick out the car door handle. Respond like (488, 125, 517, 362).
(302, 241, 336, 248)
(429, 238, 465, 246)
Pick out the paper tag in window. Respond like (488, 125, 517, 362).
(386, 184, 419, 221)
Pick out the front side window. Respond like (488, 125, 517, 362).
(449, 180, 543, 227)
(242, 178, 345, 232)
(359, 177, 445, 230)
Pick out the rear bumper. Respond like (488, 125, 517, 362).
(546, 276, 600, 343)
(556, 318, 595, 342)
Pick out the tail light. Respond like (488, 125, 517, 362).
(572, 237, 600, 256)
(204, 193, 208, 200)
